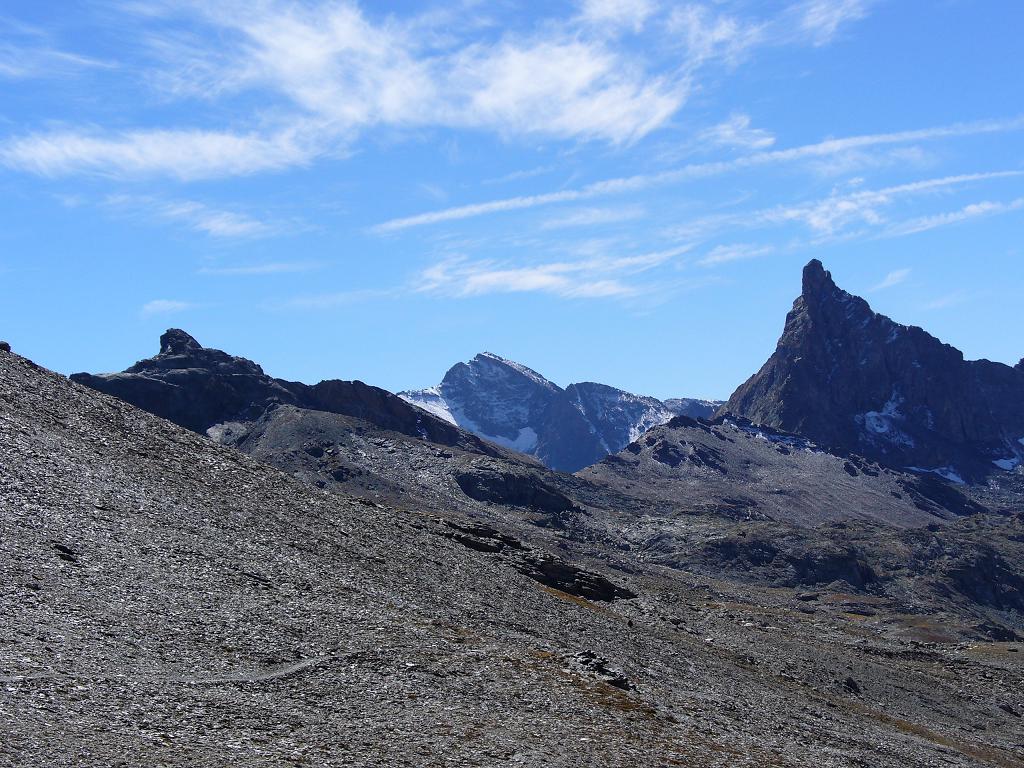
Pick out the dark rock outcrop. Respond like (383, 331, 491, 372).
(454, 467, 577, 516)
(722, 260, 1024, 481)
(72, 329, 502, 457)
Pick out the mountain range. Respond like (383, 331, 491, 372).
(400, 352, 719, 471)
(6, 258, 1024, 765)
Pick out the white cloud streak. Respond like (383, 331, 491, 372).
(199, 262, 322, 275)
(698, 113, 775, 150)
(418, 244, 691, 299)
(795, 0, 871, 46)
(870, 268, 910, 291)
(141, 299, 193, 316)
(541, 205, 646, 229)
(374, 117, 1024, 232)
(697, 243, 773, 267)
(579, 0, 658, 33)
(762, 172, 1024, 235)
(105, 194, 278, 237)
(663, 171, 1024, 255)
(883, 197, 1024, 238)
(923, 291, 972, 311)
(667, 3, 765, 67)
(0, 18, 115, 80)
(1, 128, 313, 181)
(0, 0, 878, 181)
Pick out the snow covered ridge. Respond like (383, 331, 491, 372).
(400, 352, 720, 471)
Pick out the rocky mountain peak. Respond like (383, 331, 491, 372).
(724, 260, 1024, 481)
(801, 258, 837, 299)
(457, 352, 560, 393)
(795, 258, 874, 330)
(402, 354, 718, 471)
(160, 328, 202, 355)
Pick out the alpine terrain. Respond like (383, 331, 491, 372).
(3, 260, 1024, 767)
(401, 352, 720, 471)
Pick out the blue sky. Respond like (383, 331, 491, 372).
(1, 0, 1022, 400)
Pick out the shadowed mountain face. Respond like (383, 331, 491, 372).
(722, 260, 1024, 482)
(401, 352, 720, 471)
(71, 329, 501, 458)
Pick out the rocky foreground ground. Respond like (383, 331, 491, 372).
(2, 347, 1024, 767)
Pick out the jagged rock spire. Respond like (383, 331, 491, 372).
(722, 259, 1024, 481)
(801, 259, 842, 307)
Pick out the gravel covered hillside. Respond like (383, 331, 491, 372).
(3, 348, 1024, 767)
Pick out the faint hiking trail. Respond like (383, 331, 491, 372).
(0, 654, 333, 686)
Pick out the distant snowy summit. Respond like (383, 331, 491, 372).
(401, 352, 720, 472)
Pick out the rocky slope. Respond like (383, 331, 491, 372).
(401, 352, 720, 471)
(723, 260, 1024, 482)
(5, 344, 1024, 766)
(578, 415, 985, 529)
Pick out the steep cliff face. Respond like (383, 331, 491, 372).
(723, 260, 1024, 480)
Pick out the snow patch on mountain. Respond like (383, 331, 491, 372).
(400, 387, 457, 426)
(907, 466, 966, 485)
(856, 392, 916, 448)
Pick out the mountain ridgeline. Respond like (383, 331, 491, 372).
(8, 259, 1024, 765)
(723, 260, 1024, 482)
(71, 329, 501, 458)
(400, 352, 719, 471)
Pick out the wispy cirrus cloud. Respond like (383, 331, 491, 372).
(271, 287, 398, 311)
(0, 44, 112, 80)
(417, 244, 691, 300)
(482, 164, 558, 185)
(663, 170, 1024, 242)
(0, 0, 876, 182)
(199, 261, 322, 276)
(578, 0, 659, 34)
(697, 243, 773, 267)
(0, 18, 115, 80)
(141, 298, 193, 316)
(104, 194, 280, 238)
(667, 3, 765, 67)
(923, 291, 973, 311)
(698, 113, 775, 150)
(870, 268, 911, 291)
(541, 205, 646, 230)
(763, 172, 1024, 235)
(795, 0, 871, 46)
(883, 197, 1024, 238)
(374, 116, 1024, 232)
(1, 128, 313, 181)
